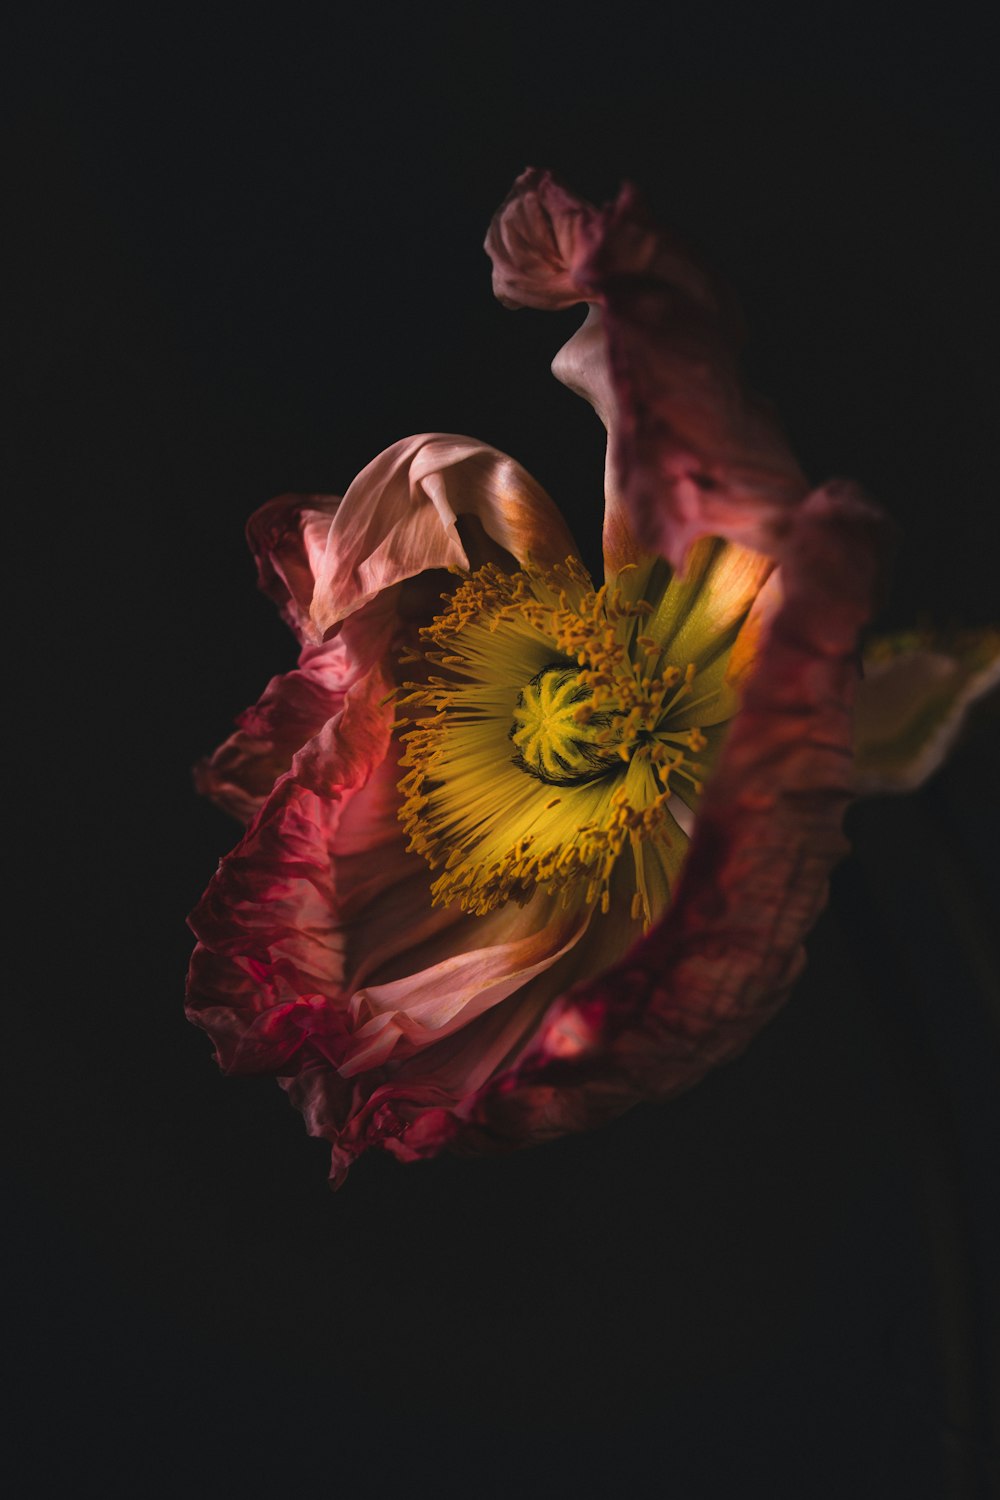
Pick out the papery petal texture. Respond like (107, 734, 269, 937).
(187, 433, 595, 1167)
(187, 169, 929, 1187)
(487, 169, 808, 571)
(306, 433, 578, 641)
(288, 180, 883, 1173)
(248, 491, 341, 640)
(485, 167, 605, 310)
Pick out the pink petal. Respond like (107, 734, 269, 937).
(550, 305, 639, 574)
(340, 896, 587, 1077)
(282, 897, 635, 1185)
(484, 167, 605, 310)
(486, 170, 808, 573)
(187, 660, 398, 1074)
(190, 172, 894, 1183)
(246, 492, 341, 641)
(306, 434, 579, 641)
(188, 655, 593, 1106)
(194, 590, 400, 823)
(592, 190, 808, 568)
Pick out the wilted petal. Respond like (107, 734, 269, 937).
(194, 645, 352, 824)
(194, 589, 400, 823)
(282, 890, 638, 1185)
(487, 170, 808, 574)
(549, 304, 640, 574)
(187, 661, 397, 1073)
(188, 653, 594, 1101)
(247, 492, 341, 641)
(190, 170, 913, 1184)
(584, 188, 809, 571)
(307, 434, 578, 641)
(853, 631, 1000, 793)
(484, 166, 604, 309)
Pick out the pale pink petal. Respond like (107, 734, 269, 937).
(853, 632, 1000, 793)
(550, 305, 639, 573)
(340, 900, 588, 1077)
(306, 434, 579, 641)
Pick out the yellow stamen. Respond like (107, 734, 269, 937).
(394, 553, 748, 928)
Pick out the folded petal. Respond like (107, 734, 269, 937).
(281, 879, 642, 1185)
(188, 651, 594, 1117)
(197, 430, 577, 818)
(191, 172, 900, 1185)
(852, 630, 1000, 793)
(306, 434, 579, 641)
(187, 660, 398, 1073)
(595, 213, 806, 569)
(246, 492, 341, 641)
(193, 588, 400, 823)
(484, 166, 604, 310)
(487, 170, 809, 574)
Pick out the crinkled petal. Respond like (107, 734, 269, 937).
(191, 172, 898, 1183)
(484, 167, 605, 310)
(307, 434, 578, 641)
(247, 492, 341, 641)
(852, 631, 1000, 793)
(194, 591, 398, 823)
(188, 653, 593, 1103)
(189, 425, 588, 1159)
(187, 661, 398, 1073)
(282, 881, 642, 1185)
(487, 169, 808, 574)
(591, 187, 807, 569)
(194, 644, 351, 824)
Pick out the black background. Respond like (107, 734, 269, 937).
(10, 4, 1000, 1497)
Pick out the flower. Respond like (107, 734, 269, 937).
(187, 169, 999, 1185)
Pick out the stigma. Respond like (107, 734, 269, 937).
(510, 665, 620, 784)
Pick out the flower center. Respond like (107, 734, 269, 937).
(510, 665, 620, 785)
(396, 553, 741, 928)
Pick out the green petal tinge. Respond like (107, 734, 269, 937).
(853, 628, 1000, 793)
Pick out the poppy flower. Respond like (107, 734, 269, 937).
(187, 169, 999, 1185)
